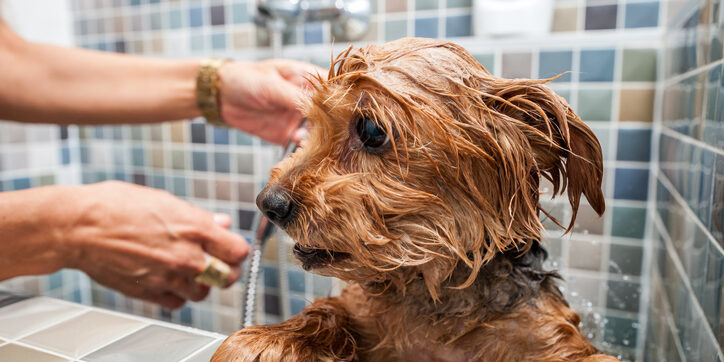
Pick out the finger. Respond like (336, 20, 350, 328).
(197, 223, 250, 266)
(87, 271, 186, 309)
(213, 213, 232, 229)
(167, 275, 210, 302)
(147, 292, 186, 310)
(292, 128, 309, 144)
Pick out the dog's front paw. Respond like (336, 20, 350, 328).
(211, 326, 335, 362)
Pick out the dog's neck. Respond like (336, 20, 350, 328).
(358, 241, 565, 343)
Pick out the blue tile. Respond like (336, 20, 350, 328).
(232, 3, 250, 24)
(172, 177, 187, 197)
(263, 265, 279, 289)
(288, 270, 306, 293)
(617, 128, 652, 162)
(48, 271, 63, 290)
(445, 15, 472, 37)
(189, 7, 204, 28)
(192, 152, 208, 171)
(290, 297, 307, 315)
(180, 306, 192, 324)
(304, 23, 324, 44)
(625, 2, 659, 29)
(211, 33, 226, 50)
(213, 127, 229, 144)
(701, 240, 724, 334)
(712, 154, 724, 244)
(131, 147, 145, 167)
(213, 152, 230, 173)
(168, 9, 183, 29)
(539, 50, 572, 82)
(614, 167, 649, 201)
(580, 49, 616, 82)
(697, 149, 714, 226)
(12, 178, 30, 190)
(61, 147, 71, 165)
(152, 174, 165, 189)
(415, 17, 438, 38)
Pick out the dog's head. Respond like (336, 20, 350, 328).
(257, 38, 604, 298)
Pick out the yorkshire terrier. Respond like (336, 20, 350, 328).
(213, 38, 616, 361)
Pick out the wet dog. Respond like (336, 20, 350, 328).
(213, 38, 615, 361)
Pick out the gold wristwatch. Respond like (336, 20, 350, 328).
(196, 58, 229, 127)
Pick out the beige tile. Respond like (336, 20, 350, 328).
(150, 147, 164, 168)
(0, 298, 86, 340)
(232, 29, 254, 49)
(571, 203, 605, 235)
(619, 88, 655, 123)
(21, 310, 147, 359)
(193, 179, 209, 199)
(567, 239, 603, 271)
(552, 6, 578, 32)
(0, 344, 69, 362)
(170, 121, 187, 143)
(386, 0, 406, 13)
(215, 180, 232, 201)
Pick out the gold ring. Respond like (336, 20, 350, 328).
(195, 256, 231, 288)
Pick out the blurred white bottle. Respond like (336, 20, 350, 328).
(473, 0, 554, 37)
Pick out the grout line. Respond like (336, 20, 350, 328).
(657, 169, 724, 254)
(653, 212, 724, 359)
(660, 125, 724, 157)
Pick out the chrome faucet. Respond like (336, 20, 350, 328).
(255, 0, 371, 41)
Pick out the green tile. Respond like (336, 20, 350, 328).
(622, 49, 657, 82)
(385, 19, 407, 41)
(38, 175, 55, 186)
(447, 0, 472, 8)
(416, 0, 439, 10)
(473, 53, 495, 74)
(577, 88, 613, 121)
(555, 89, 572, 104)
(130, 126, 143, 141)
(171, 150, 186, 170)
(611, 206, 647, 239)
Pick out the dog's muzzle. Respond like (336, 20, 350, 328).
(293, 244, 349, 270)
(256, 186, 297, 227)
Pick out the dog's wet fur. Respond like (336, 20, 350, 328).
(213, 38, 616, 361)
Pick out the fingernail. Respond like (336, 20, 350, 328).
(213, 213, 231, 226)
(295, 128, 309, 142)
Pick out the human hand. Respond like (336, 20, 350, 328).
(218, 59, 324, 145)
(61, 181, 249, 309)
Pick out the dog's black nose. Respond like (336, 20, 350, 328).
(257, 187, 296, 226)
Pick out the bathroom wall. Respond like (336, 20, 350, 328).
(647, 0, 724, 359)
(0, 0, 670, 360)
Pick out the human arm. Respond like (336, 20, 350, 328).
(0, 181, 249, 309)
(0, 20, 321, 144)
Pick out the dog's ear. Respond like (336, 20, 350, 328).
(484, 78, 605, 232)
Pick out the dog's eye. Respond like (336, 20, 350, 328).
(355, 116, 389, 150)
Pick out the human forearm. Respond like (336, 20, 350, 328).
(0, 186, 73, 280)
(0, 22, 201, 125)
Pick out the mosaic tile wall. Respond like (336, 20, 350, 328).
(646, 0, 724, 360)
(0, 0, 672, 360)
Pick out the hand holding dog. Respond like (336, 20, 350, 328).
(219, 59, 323, 145)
